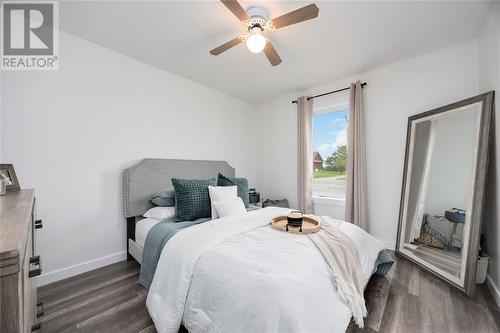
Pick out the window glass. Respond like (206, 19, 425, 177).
(312, 109, 348, 199)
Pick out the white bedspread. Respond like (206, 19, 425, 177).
(146, 207, 385, 333)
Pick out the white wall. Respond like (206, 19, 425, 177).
(424, 111, 478, 216)
(256, 40, 479, 248)
(1, 31, 257, 285)
(478, 2, 500, 306)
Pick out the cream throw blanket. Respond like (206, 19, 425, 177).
(307, 216, 367, 328)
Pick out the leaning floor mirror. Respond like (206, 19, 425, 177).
(396, 91, 494, 297)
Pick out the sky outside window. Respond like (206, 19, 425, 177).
(313, 109, 348, 159)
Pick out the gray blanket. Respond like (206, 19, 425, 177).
(139, 217, 210, 289)
(139, 205, 261, 289)
(373, 249, 394, 276)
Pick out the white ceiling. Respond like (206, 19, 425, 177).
(59, 1, 491, 102)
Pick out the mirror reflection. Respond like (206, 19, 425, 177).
(400, 105, 481, 284)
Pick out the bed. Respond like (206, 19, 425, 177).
(129, 217, 160, 263)
(123, 158, 392, 333)
(123, 158, 236, 263)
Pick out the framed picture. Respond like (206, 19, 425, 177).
(0, 164, 20, 192)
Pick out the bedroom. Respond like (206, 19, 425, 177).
(0, 0, 499, 332)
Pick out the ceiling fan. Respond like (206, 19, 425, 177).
(210, 1, 319, 66)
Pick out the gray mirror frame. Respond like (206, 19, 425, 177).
(395, 91, 494, 298)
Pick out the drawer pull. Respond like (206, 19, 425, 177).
(29, 255, 42, 278)
(30, 255, 40, 264)
(31, 322, 42, 332)
(35, 219, 43, 229)
(37, 301, 44, 318)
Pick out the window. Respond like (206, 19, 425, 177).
(312, 107, 348, 200)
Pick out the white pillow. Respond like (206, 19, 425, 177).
(213, 197, 246, 218)
(208, 185, 237, 219)
(143, 206, 176, 220)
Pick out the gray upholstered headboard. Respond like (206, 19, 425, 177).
(123, 158, 235, 218)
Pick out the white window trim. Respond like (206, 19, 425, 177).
(312, 89, 350, 115)
(312, 196, 345, 207)
(313, 102, 349, 116)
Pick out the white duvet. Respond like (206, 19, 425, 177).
(147, 207, 386, 333)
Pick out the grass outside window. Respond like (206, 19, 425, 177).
(313, 170, 346, 179)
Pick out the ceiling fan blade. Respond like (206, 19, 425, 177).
(264, 42, 282, 66)
(220, 0, 250, 22)
(210, 37, 242, 55)
(271, 3, 319, 30)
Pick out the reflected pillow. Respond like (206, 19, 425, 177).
(416, 233, 444, 249)
(416, 214, 457, 249)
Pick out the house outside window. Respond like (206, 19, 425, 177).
(313, 152, 324, 171)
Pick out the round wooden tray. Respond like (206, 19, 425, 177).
(271, 215, 321, 234)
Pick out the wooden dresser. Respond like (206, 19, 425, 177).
(0, 190, 43, 332)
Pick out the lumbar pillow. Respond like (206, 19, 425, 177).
(172, 178, 216, 221)
(150, 189, 175, 207)
(213, 197, 246, 218)
(217, 173, 249, 207)
(208, 185, 237, 219)
(143, 206, 176, 220)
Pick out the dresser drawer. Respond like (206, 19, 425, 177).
(0, 190, 41, 333)
(22, 223, 37, 332)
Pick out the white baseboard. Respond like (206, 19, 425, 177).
(381, 239, 396, 251)
(486, 274, 500, 308)
(36, 251, 127, 287)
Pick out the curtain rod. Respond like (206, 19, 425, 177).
(291, 82, 367, 104)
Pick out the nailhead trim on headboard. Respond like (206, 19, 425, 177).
(123, 169, 130, 217)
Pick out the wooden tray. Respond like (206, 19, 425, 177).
(271, 215, 321, 234)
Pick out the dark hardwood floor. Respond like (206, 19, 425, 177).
(347, 255, 500, 333)
(38, 261, 155, 333)
(38, 254, 500, 333)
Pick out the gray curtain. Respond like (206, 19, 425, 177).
(297, 96, 314, 214)
(345, 81, 367, 230)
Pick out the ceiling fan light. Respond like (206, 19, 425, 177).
(246, 28, 267, 54)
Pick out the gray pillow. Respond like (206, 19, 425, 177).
(150, 190, 175, 207)
(172, 178, 216, 221)
(217, 173, 249, 208)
